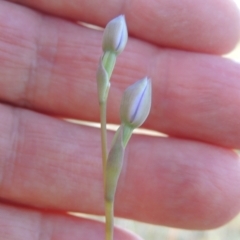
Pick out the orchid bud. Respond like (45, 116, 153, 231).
(102, 15, 128, 55)
(120, 77, 152, 129)
(96, 58, 110, 103)
(105, 126, 124, 202)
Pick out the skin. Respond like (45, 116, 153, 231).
(0, 0, 240, 239)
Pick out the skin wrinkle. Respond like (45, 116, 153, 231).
(28, 21, 95, 114)
(0, 108, 22, 199)
(0, 5, 36, 51)
(23, 15, 59, 110)
(1, 6, 51, 108)
(36, 210, 54, 240)
(148, 48, 176, 135)
(24, 19, 41, 109)
(0, 14, 34, 106)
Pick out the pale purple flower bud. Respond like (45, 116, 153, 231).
(102, 15, 128, 55)
(120, 77, 152, 129)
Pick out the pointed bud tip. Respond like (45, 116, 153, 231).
(102, 15, 128, 55)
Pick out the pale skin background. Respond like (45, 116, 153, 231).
(0, 0, 240, 240)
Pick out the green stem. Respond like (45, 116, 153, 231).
(122, 124, 134, 147)
(100, 101, 114, 240)
(100, 102, 108, 179)
(102, 51, 116, 78)
(105, 200, 114, 240)
(99, 51, 117, 240)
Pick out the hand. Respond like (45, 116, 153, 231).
(0, 0, 240, 239)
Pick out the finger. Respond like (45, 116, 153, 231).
(6, 0, 240, 54)
(1, 2, 240, 148)
(0, 104, 240, 230)
(0, 203, 141, 240)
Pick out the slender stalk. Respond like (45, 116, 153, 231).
(105, 200, 114, 240)
(100, 101, 114, 240)
(102, 51, 116, 79)
(100, 101, 108, 179)
(122, 124, 133, 148)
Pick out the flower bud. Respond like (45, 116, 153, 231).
(102, 15, 128, 55)
(120, 77, 152, 129)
